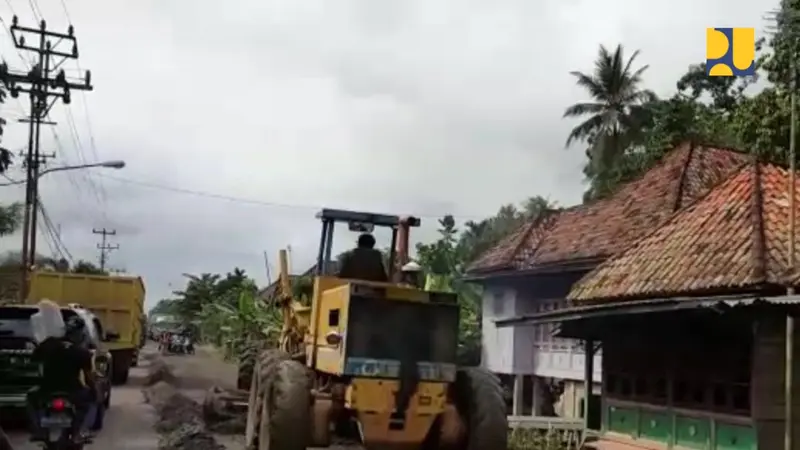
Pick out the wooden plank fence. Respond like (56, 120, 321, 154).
(508, 415, 584, 450)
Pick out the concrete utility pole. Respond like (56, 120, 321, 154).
(93, 228, 118, 271)
(0, 16, 93, 300)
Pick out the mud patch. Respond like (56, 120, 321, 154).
(144, 359, 176, 386)
(143, 358, 226, 450)
(202, 386, 247, 435)
(158, 423, 225, 450)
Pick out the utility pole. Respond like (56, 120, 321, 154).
(93, 228, 118, 271)
(0, 16, 93, 300)
(787, 64, 798, 450)
(263, 250, 272, 285)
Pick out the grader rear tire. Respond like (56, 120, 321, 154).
(256, 359, 312, 450)
(452, 367, 508, 450)
(244, 349, 291, 449)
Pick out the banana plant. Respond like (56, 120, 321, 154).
(198, 288, 281, 361)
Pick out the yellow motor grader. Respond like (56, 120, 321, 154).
(244, 208, 507, 450)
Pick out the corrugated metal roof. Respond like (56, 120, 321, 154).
(496, 294, 800, 327)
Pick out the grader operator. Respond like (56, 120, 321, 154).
(244, 208, 507, 450)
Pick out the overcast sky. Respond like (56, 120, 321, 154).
(0, 0, 769, 308)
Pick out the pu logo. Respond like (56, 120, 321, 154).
(706, 28, 755, 77)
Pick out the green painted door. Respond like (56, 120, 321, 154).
(639, 411, 672, 444)
(715, 423, 756, 450)
(607, 405, 639, 437)
(675, 415, 711, 449)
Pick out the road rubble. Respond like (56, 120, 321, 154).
(143, 358, 226, 450)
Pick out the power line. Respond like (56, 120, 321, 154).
(95, 173, 489, 220)
(39, 198, 72, 262)
(54, 0, 108, 217)
(36, 198, 72, 264)
(57, 0, 71, 24)
(9, 169, 493, 221)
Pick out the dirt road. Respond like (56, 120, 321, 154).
(5, 364, 160, 450)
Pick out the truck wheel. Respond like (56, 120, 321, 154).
(255, 359, 311, 450)
(111, 351, 132, 385)
(452, 367, 507, 450)
(245, 350, 290, 449)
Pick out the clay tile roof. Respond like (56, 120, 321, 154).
(569, 163, 800, 302)
(466, 214, 554, 273)
(467, 142, 749, 274)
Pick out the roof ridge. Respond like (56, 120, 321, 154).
(671, 141, 696, 212)
(503, 211, 557, 267)
(750, 160, 767, 283)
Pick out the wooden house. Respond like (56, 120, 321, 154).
(499, 162, 800, 450)
(465, 143, 748, 418)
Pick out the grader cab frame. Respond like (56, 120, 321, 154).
(314, 208, 420, 279)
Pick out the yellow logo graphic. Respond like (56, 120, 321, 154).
(706, 28, 755, 77)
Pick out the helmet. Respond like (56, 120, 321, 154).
(401, 261, 421, 272)
(64, 315, 86, 336)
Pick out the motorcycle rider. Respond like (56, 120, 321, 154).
(29, 315, 96, 443)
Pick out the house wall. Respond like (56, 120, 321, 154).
(480, 272, 601, 382)
(481, 286, 517, 373)
(599, 312, 755, 450)
(556, 379, 602, 419)
(750, 315, 800, 450)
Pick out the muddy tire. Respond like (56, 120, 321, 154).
(244, 349, 291, 449)
(237, 343, 260, 391)
(452, 367, 507, 450)
(255, 359, 311, 450)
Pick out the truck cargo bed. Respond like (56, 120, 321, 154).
(25, 272, 145, 351)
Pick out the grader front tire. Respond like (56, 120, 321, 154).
(256, 359, 312, 450)
(453, 367, 508, 450)
(245, 349, 291, 449)
(237, 344, 260, 390)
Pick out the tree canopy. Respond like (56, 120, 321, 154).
(569, 7, 795, 200)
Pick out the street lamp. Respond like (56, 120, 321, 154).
(0, 160, 126, 186)
(18, 159, 126, 301)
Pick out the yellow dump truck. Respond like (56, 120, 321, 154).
(26, 271, 146, 384)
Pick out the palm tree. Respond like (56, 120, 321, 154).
(564, 44, 656, 170)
